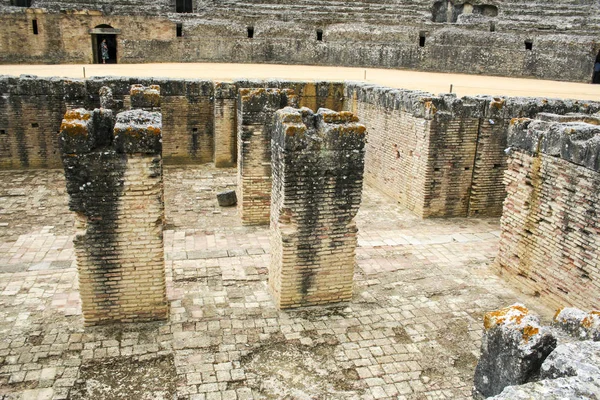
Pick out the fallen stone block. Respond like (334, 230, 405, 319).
(473, 303, 557, 398)
(217, 190, 237, 207)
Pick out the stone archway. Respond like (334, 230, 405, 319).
(90, 24, 120, 64)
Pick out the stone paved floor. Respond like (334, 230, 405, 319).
(0, 166, 555, 400)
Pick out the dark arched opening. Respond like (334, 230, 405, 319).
(90, 24, 119, 64)
(593, 51, 600, 84)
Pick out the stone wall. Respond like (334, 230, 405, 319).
(237, 87, 297, 225)
(60, 105, 167, 325)
(0, 76, 344, 169)
(495, 115, 600, 311)
(1, 2, 600, 83)
(269, 107, 365, 309)
(345, 82, 600, 218)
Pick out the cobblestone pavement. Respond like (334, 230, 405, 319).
(0, 166, 555, 400)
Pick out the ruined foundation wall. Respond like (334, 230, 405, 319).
(495, 117, 600, 310)
(237, 87, 297, 225)
(60, 106, 167, 325)
(345, 82, 600, 218)
(0, 76, 344, 169)
(269, 107, 365, 309)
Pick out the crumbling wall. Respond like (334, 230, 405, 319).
(345, 82, 600, 218)
(495, 115, 600, 310)
(0, 76, 347, 170)
(59, 97, 167, 325)
(236, 87, 297, 225)
(269, 107, 365, 309)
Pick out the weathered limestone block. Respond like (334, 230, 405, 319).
(130, 84, 160, 110)
(540, 341, 600, 380)
(114, 109, 162, 154)
(59, 108, 114, 154)
(237, 87, 297, 225)
(489, 341, 600, 399)
(60, 102, 167, 325)
(269, 107, 366, 309)
(553, 308, 600, 341)
(473, 304, 557, 398)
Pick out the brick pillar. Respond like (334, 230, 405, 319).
(60, 105, 167, 325)
(214, 82, 237, 167)
(269, 107, 366, 309)
(237, 88, 297, 225)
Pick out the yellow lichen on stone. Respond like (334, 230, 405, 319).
(424, 101, 437, 115)
(510, 117, 530, 126)
(284, 125, 306, 137)
(483, 304, 529, 330)
(147, 126, 161, 136)
(522, 325, 540, 342)
(60, 121, 89, 137)
(582, 311, 600, 328)
(491, 97, 505, 110)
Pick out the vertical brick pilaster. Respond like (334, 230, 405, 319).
(237, 88, 297, 225)
(214, 82, 237, 167)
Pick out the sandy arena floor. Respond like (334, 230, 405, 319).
(0, 165, 555, 400)
(1, 62, 600, 101)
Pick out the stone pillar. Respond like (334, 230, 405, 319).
(60, 105, 167, 325)
(214, 82, 237, 167)
(237, 88, 297, 225)
(269, 107, 366, 309)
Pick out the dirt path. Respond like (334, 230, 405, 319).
(2, 62, 600, 101)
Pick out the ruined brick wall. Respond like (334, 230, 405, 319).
(237, 88, 297, 225)
(269, 107, 365, 309)
(495, 117, 600, 311)
(345, 82, 600, 218)
(60, 106, 167, 325)
(0, 76, 345, 170)
(0, 76, 85, 169)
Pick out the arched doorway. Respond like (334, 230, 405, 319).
(593, 51, 600, 84)
(90, 24, 120, 64)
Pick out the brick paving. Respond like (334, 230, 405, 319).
(0, 166, 555, 400)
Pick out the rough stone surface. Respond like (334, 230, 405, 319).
(473, 304, 557, 398)
(553, 308, 600, 342)
(216, 189, 236, 207)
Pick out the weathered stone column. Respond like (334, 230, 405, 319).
(269, 107, 366, 309)
(60, 105, 167, 325)
(237, 88, 297, 225)
(214, 82, 237, 167)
